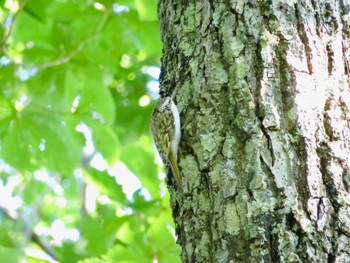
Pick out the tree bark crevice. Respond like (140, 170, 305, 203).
(158, 0, 350, 261)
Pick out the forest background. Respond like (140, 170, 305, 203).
(0, 0, 181, 262)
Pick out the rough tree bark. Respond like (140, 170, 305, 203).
(157, 1, 350, 262)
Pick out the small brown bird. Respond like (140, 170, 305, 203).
(150, 96, 182, 189)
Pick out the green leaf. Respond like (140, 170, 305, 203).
(0, 246, 24, 263)
(79, 214, 127, 256)
(150, 213, 181, 262)
(0, 93, 14, 138)
(106, 219, 152, 263)
(1, 109, 83, 174)
(107, 244, 151, 263)
(22, 177, 47, 205)
(1, 118, 36, 171)
(77, 257, 108, 263)
(64, 68, 116, 125)
(105, 209, 181, 263)
(85, 119, 120, 164)
(55, 242, 86, 263)
(0, 26, 4, 43)
(12, 11, 54, 58)
(24, 0, 51, 22)
(134, 0, 157, 21)
(130, 190, 160, 211)
(120, 140, 159, 198)
(0, 94, 14, 120)
(85, 168, 126, 203)
(0, 225, 15, 248)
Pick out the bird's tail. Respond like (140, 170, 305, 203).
(168, 152, 182, 189)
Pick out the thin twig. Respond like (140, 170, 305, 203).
(0, 206, 56, 259)
(0, 0, 28, 51)
(31, 232, 56, 259)
(35, 6, 113, 70)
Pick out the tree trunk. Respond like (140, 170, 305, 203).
(158, 1, 350, 262)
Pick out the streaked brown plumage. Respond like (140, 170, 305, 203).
(150, 96, 182, 189)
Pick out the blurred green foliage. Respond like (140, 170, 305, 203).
(0, 0, 181, 262)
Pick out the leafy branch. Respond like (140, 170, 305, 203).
(0, 207, 56, 260)
(34, 5, 113, 70)
(0, 0, 28, 53)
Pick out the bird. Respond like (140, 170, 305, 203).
(150, 96, 182, 189)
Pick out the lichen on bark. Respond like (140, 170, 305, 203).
(158, 0, 350, 262)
